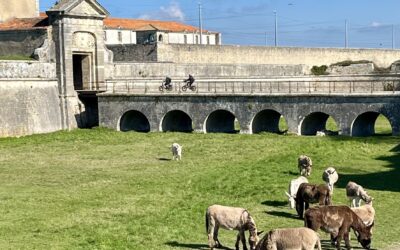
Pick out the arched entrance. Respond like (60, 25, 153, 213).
(205, 110, 238, 133)
(161, 110, 193, 132)
(300, 112, 339, 136)
(252, 109, 288, 134)
(120, 110, 150, 132)
(351, 112, 392, 136)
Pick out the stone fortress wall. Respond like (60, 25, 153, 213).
(0, 0, 39, 22)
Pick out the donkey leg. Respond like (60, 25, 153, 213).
(208, 223, 215, 249)
(213, 226, 222, 248)
(344, 231, 352, 250)
(235, 232, 240, 250)
(240, 230, 248, 250)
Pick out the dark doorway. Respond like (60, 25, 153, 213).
(252, 109, 287, 134)
(77, 93, 99, 128)
(73, 54, 91, 90)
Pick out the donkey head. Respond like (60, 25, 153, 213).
(355, 222, 373, 249)
(249, 231, 263, 250)
(285, 191, 296, 209)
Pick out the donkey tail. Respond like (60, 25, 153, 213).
(205, 210, 210, 234)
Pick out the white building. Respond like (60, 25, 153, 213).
(103, 17, 221, 45)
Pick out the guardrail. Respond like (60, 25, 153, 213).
(104, 77, 400, 95)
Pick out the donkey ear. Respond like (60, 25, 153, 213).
(368, 221, 375, 229)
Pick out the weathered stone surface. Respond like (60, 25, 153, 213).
(327, 63, 375, 75)
(0, 61, 56, 78)
(0, 29, 47, 57)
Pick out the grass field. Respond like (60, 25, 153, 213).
(0, 128, 399, 250)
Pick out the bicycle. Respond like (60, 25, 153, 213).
(159, 82, 173, 92)
(182, 82, 196, 92)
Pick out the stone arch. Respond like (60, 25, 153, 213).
(161, 110, 193, 132)
(204, 109, 238, 133)
(119, 110, 150, 132)
(251, 109, 287, 134)
(351, 112, 393, 137)
(300, 112, 339, 136)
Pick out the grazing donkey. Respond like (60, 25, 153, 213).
(295, 183, 331, 219)
(305, 205, 373, 250)
(285, 176, 309, 209)
(350, 202, 375, 240)
(206, 204, 262, 250)
(346, 181, 373, 207)
(298, 155, 313, 176)
(171, 143, 182, 160)
(322, 167, 339, 193)
(256, 227, 321, 250)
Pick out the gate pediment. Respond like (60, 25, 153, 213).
(48, 0, 109, 18)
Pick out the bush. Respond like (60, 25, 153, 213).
(311, 65, 328, 75)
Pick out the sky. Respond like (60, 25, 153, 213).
(39, 0, 400, 49)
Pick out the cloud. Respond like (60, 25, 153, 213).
(138, 1, 185, 22)
(370, 22, 382, 28)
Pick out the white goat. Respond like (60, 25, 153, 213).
(298, 155, 312, 176)
(171, 143, 182, 160)
(322, 167, 338, 193)
(285, 176, 308, 209)
(346, 181, 373, 207)
(256, 227, 321, 250)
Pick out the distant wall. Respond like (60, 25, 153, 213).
(154, 44, 400, 68)
(0, 0, 38, 22)
(109, 62, 307, 79)
(0, 29, 47, 57)
(107, 44, 157, 62)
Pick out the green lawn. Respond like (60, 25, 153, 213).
(0, 129, 399, 249)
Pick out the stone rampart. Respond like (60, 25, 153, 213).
(109, 62, 308, 79)
(0, 61, 56, 78)
(0, 79, 62, 137)
(0, 29, 47, 58)
(151, 44, 400, 68)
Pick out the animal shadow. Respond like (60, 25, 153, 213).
(282, 170, 298, 176)
(165, 241, 234, 250)
(320, 240, 377, 250)
(264, 210, 301, 220)
(261, 200, 287, 207)
(157, 157, 172, 161)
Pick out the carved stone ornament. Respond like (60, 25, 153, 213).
(73, 32, 96, 49)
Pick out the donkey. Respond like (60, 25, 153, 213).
(295, 183, 331, 219)
(322, 167, 338, 193)
(305, 205, 373, 250)
(346, 181, 373, 207)
(285, 176, 309, 209)
(206, 204, 262, 250)
(298, 155, 313, 176)
(256, 227, 321, 250)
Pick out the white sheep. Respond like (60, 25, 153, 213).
(171, 143, 182, 160)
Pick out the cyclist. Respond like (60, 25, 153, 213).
(184, 74, 195, 87)
(164, 76, 172, 88)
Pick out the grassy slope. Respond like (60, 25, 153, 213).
(0, 129, 399, 249)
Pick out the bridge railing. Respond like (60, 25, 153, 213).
(105, 78, 400, 95)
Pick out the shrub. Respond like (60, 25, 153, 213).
(311, 65, 328, 75)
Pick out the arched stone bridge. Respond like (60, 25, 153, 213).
(98, 93, 400, 136)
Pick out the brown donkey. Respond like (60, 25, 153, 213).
(304, 205, 373, 250)
(295, 183, 331, 218)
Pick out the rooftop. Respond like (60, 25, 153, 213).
(0, 14, 214, 33)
